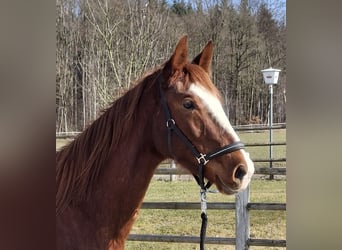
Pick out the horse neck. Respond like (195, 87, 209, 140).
(84, 80, 165, 239)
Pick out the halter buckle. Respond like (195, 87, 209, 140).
(197, 153, 209, 165)
(200, 189, 207, 213)
(166, 119, 175, 129)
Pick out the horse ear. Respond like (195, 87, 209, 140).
(163, 35, 188, 80)
(171, 35, 188, 70)
(192, 40, 213, 75)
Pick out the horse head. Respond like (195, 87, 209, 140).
(153, 35, 254, 194)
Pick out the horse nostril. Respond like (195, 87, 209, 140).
(234, 165, 246, 181)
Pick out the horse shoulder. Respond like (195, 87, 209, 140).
(108, 209, 139, 249)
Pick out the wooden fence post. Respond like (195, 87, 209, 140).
(235, 185, 250, 250)
(170, 160, 176, 181)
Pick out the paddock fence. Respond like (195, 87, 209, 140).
(56, 124, 286, 249)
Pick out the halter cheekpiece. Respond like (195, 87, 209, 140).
(158, 78, 244, 250)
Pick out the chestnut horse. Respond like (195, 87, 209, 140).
(56, 36, 254, 250)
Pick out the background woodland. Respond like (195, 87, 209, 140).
(56, 0, 286, 132)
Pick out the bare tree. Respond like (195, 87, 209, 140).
(56, 0, 286, 132)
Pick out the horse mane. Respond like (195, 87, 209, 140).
(56, 68, 160, 215)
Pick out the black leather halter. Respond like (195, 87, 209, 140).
(158, 82, 245, 190)
(158, 80, 245, 250)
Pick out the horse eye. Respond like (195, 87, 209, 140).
(183, 100, 195, 110)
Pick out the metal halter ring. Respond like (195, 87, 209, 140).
(166, 119, 175, 128)
(197, 153, 209, 165)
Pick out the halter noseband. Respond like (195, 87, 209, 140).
(158, 80, 245, 250)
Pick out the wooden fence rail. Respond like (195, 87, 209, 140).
(128, 234, 236, 245)
(55, 123, 286, 138)
(141, 202, 286, 211)
(234, 123, 286, 131)
(128, 234, 287, 247)
(154, 166, 286, 176)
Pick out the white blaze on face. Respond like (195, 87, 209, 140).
(240, 150, 255, 189)
(188, 83, 240, 141)
(188, 83, 255, 188)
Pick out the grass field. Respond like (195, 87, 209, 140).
(126, 179, 286, 250)
(56, 129, 286, 249)
(240, 129, 286, 169)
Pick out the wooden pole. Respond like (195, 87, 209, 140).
(235, 186, 250, 250)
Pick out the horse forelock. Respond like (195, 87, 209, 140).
(184, 63, 221, 100)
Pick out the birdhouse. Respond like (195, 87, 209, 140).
(261, 67, 281, 85)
